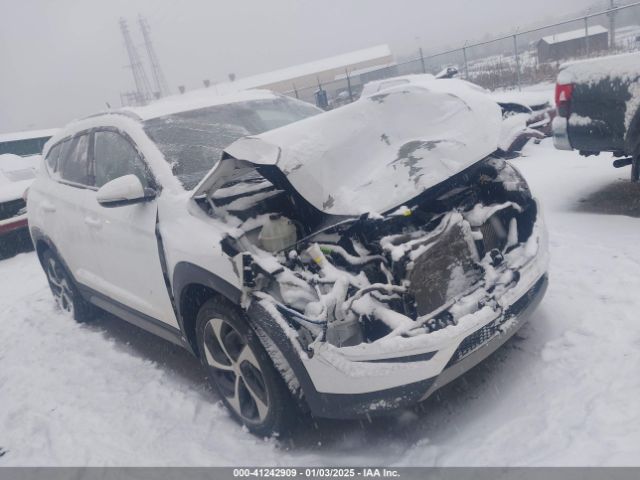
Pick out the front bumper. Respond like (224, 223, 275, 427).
(304, 274, 547, 419)
(249, 205, 550, 419)
(0, 212, 28, 236)
(250, 273, 547, 419)
(420, 273, 547, 401)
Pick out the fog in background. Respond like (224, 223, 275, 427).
(1, 0, 601, 133)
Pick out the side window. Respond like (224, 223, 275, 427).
(59, 134, 92, 186)
(93, 131, 150, 188)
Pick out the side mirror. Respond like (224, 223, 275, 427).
(97, 174, 155, 207)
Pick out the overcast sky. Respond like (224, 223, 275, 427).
(0, 0, 602, 133)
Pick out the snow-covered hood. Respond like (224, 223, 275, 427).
(194, 80, 502, 216)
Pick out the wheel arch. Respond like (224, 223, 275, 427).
(30, 228, 70, 276)
(172, 263, 311, 413)
(172, 261, 242, 356)
(31, 227, 52, 263)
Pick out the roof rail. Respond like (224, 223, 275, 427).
(80, 109, 143, 122)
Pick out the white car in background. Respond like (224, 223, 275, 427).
(27, 85, 548, 436)
(360, 74, 553, 156)
(0, 153, 39, 251)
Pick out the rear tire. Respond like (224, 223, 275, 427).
(195, 297, 297, 437)
(41, 249, 96, 322)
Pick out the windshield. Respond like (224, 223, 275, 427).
(143, 97, 320, 189)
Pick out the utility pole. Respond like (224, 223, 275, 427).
(138, 15, 170, 98)
(119, 17, 153, 105)
(345, 68, 353, 103)
(608, 0, 617, 50)
(415, 37, 426, 74)
(584, 16, 590, 56)
(419, 47, 426, 74)
(462, 43, 469, 79)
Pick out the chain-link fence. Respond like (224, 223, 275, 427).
(283, 1, 640, 109)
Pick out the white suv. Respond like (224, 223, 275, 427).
(28, 82, 548, 436)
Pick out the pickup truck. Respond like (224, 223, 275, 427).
(552, 52, 640, 180)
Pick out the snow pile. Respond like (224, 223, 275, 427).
(568, 113, 593, 127)
(0, 253, 287, 466)
(359, 74, 437, 98)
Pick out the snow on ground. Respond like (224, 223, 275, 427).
(2, 138, 640, 466)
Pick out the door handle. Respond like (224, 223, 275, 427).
(84, 216, 102, 229)
(42, 201, 56, 213)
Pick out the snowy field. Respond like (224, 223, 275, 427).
(2, 137, 640, 466)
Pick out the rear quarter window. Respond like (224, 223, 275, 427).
(45, 143, 62, 173)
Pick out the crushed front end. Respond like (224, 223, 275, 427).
(211, 156, 548, 419)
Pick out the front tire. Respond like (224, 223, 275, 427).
(41, 249, 95, 322)
(195, 297, 296, 437)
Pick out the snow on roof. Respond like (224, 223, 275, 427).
(0, 128, 59, 144)
(541, 25, 608, 45)
(150, 44, 393, 103)
(221, 44, 392, 90)
(114, 45, 392, 122)
(558, 51, 640, 85)
(615, 24, 640, 35)
(124, 88, 278, 120)
(333, 62, 396, 80)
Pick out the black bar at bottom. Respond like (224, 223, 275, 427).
(1, 467, 640, 480)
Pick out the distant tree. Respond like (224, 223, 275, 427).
(228, 73, 236, 82)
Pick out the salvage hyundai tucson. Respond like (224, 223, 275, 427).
(27, 81, 548, 436)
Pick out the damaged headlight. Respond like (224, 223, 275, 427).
(486, 157, 531, 196)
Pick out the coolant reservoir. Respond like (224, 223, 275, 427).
(259, 214, 297, 252)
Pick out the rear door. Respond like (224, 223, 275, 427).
(87, 129, 178, 327)
(45, 132, 105, 291)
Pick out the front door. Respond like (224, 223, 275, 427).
(86, 129, 178, 328)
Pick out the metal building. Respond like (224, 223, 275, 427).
(537, 25, 609, 63)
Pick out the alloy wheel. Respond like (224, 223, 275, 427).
(203, 317, 270, 424)
(45, 257, 74, 316)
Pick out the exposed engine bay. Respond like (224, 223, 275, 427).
(198, 155, 542, 356)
